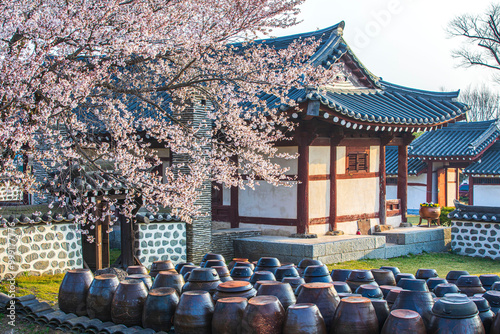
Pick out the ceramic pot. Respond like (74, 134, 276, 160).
(427, 278, 448, 292)
(228, 258, 250, 271)
(355, 284, 383, 299)
(151, 271, 185, 295)
(419, 206, 441, 220)
(380, 285, 402, 299)
(175, 262, 194, 273)
(212, 297, 247, 334)
(126, 266, 148, 275)
(471, 296, 495, 333)
(297, 259, 323, 277)
(456, 275, 486, 297)
(331, 297, 379, 334)
(235, 262, 255, 270)
(86, 274, 119, 321)
(125, 274, 153, 290)
(149, 260, 176, 278)
(332, 281, 351, 294)
(480, 274, 500, 291)
(371, 299, 390, 330)
(254, 257, 281, 274)
(346, 270, 378, 292)
(397, 278, 429, 292)
(296, 282, 340, 333)
(381, 309, 426, 334)
(428, 293, 485, 334)
(434, 283, 461, 297)
(202, 253, 225, 263)
(386, 289, 403, 309)
(179, 265, 199, 277)
(111, 279, 148, 326)
(58, 269, 94, 316)
(256, 281, 296, 310)
(395, 273, 415, 283)
(274, 266, 300, 281)
(231, 266, 254, 282)
(253, 280, 276, 291)
(380, 266, 401, 276)
(204, 259, 227, 268)
(241, 295, 285, 334)
(330, 269, 352, 282)
(213, 281, 257, 301)
(213, 266, 233, 283)
(483, 291, 500, 314)
(371, 269, 396, 286)
(142, 287, 179, 331)
(283, 277, 306, 296)
(250, 271, 276, 285)
(445, 270, 469, 285)
(182, 268, 221, 296)
(392, 290, 435, 329)
(283, 303, 327, 334)
(174, 290, 214, 334)
(415, 268, 439, 280)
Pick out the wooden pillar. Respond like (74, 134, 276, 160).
(297, 130, 310, 235)
(379, 145, 387, 225)
(426, 161, 433, 203)
(95, 200, 103, 270)
(397, 145, 408, 223)
(120, 212, 135, 268)
(469, 176, 474, 205)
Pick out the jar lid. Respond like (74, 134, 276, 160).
(432, 293, 478, 319)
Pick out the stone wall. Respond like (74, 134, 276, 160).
(211, 228, 261, 261)
(134, 221, 187, 268)
(0, 223, 82, 279)
(451, 221, 500, 259)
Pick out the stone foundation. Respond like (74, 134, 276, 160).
(0, 223, 82, 279)
(451, 221, 500, 259)
(134, 221, 187, 268)
(211, 228, 261, 261)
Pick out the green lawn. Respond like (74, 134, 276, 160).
(327, 252, 500, 278)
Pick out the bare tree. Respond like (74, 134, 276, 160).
(448, 4, 500, 73)
(460, 84, 500, 121)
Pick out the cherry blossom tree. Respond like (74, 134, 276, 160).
(0, 0, 337, 231)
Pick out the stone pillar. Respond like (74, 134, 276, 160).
(172, 99, 212, 264)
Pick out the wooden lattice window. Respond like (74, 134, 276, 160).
(346, 147, 369, 173)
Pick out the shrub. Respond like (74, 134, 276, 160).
(440, 207, 455, 226)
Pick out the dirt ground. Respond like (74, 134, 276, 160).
(0, 313, 64, 334)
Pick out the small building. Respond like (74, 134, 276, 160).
(213, 22, 468, 235)
(386, 120, 500, 213)
(463, 141, 500, 206)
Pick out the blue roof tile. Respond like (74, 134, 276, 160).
(385, 146, 427, 176)
(409, 120, 500, 158)
(464, 141, 500, 175)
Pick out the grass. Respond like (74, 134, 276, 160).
(0, 273, 64, 306)
(109, 248, 121, 265)
(327, 251, 500, 277)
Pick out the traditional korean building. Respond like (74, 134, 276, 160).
(387, 120, 500, 212)
(212, 22, 469, 235)
(463, 141, 500, 206)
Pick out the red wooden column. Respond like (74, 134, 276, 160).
(426, 161, 433, 203)
(297, 130, 310, 235)
(379, 145, 387, 225)
(397, 145, 408, 223)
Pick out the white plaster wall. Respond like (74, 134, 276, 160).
(271, 146, 298, 175)
(309, 180, 330, 219)
(238, 181, 297, 219)
(136, 222, 187, 267)
(336, 146, 346, 174)
(337, 178, 379, 216)
(309, 224, 330, 235)
(222, 186, 231, 206)
(309, 146, 330, 175)
(387, 215, 402, 228)
(473, 185, 500, 206)
(387, 185, 397, 200)
(370, 146, 380, 173)
(408, 185, 427, 212)
(239, 223, 296, 236)
(446, 169, 457, 207)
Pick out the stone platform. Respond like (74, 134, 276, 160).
(234, 226, 451, 263)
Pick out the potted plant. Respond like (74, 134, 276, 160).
(418, 203, 441, 226)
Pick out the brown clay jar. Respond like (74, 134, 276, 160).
(331, 296, 379, 334)
(86, 274, 119, 321)
(149, 260, 176, 278)
(126, 265, 148, 275)
(256, 281, 296, 310)
(283, 303, 327, 334)
(142, 287, 179, 332)
(213, 281, 257, 301)
(151, 271, 185, 295)
(174, 290, 214, 334)
(58, 268, 94, 316)
(182, 268, 221, 296)
(126, 274, 153, 290)
(371, 269, 397, 286)
(241, 295, 285, 334)
(212, 297, 248, 334)
(296, 282, 340, 333)
(391, 290, 435, 330)
(111, 279, 148, 326)
(381, 309, 427, 334)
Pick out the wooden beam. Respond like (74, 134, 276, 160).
(397, 146, 408, 223)
(379, 145, 387, 225)
(469, 176, 474, 205)
(427, 161, 433, 203)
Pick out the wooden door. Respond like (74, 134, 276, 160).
(437, 168, 446, 206)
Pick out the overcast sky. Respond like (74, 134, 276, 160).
(275, 0, 498, 94)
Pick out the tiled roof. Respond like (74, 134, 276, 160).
(409, 120, 500, 159)
(464, 141, 500, 175)
(385, 146, 427, 176)
(448, 200, 500, 222)
(136, 211, 180, 223)
(251, 23, 468, 129)
(0, 212, 75, 225)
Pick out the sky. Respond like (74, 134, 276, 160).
(274, 0, 499, 94)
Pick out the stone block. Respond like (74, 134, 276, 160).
(341, 251, 368, 262)
(320, 254, 342, 264)
(364, 247, 387, 260)
(291, 244, 307, 258)
(312, 243, 326, 257)
(374, 236, 386, 249)
(385, 245, 408, 259)
(375, 225, 393, 233)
